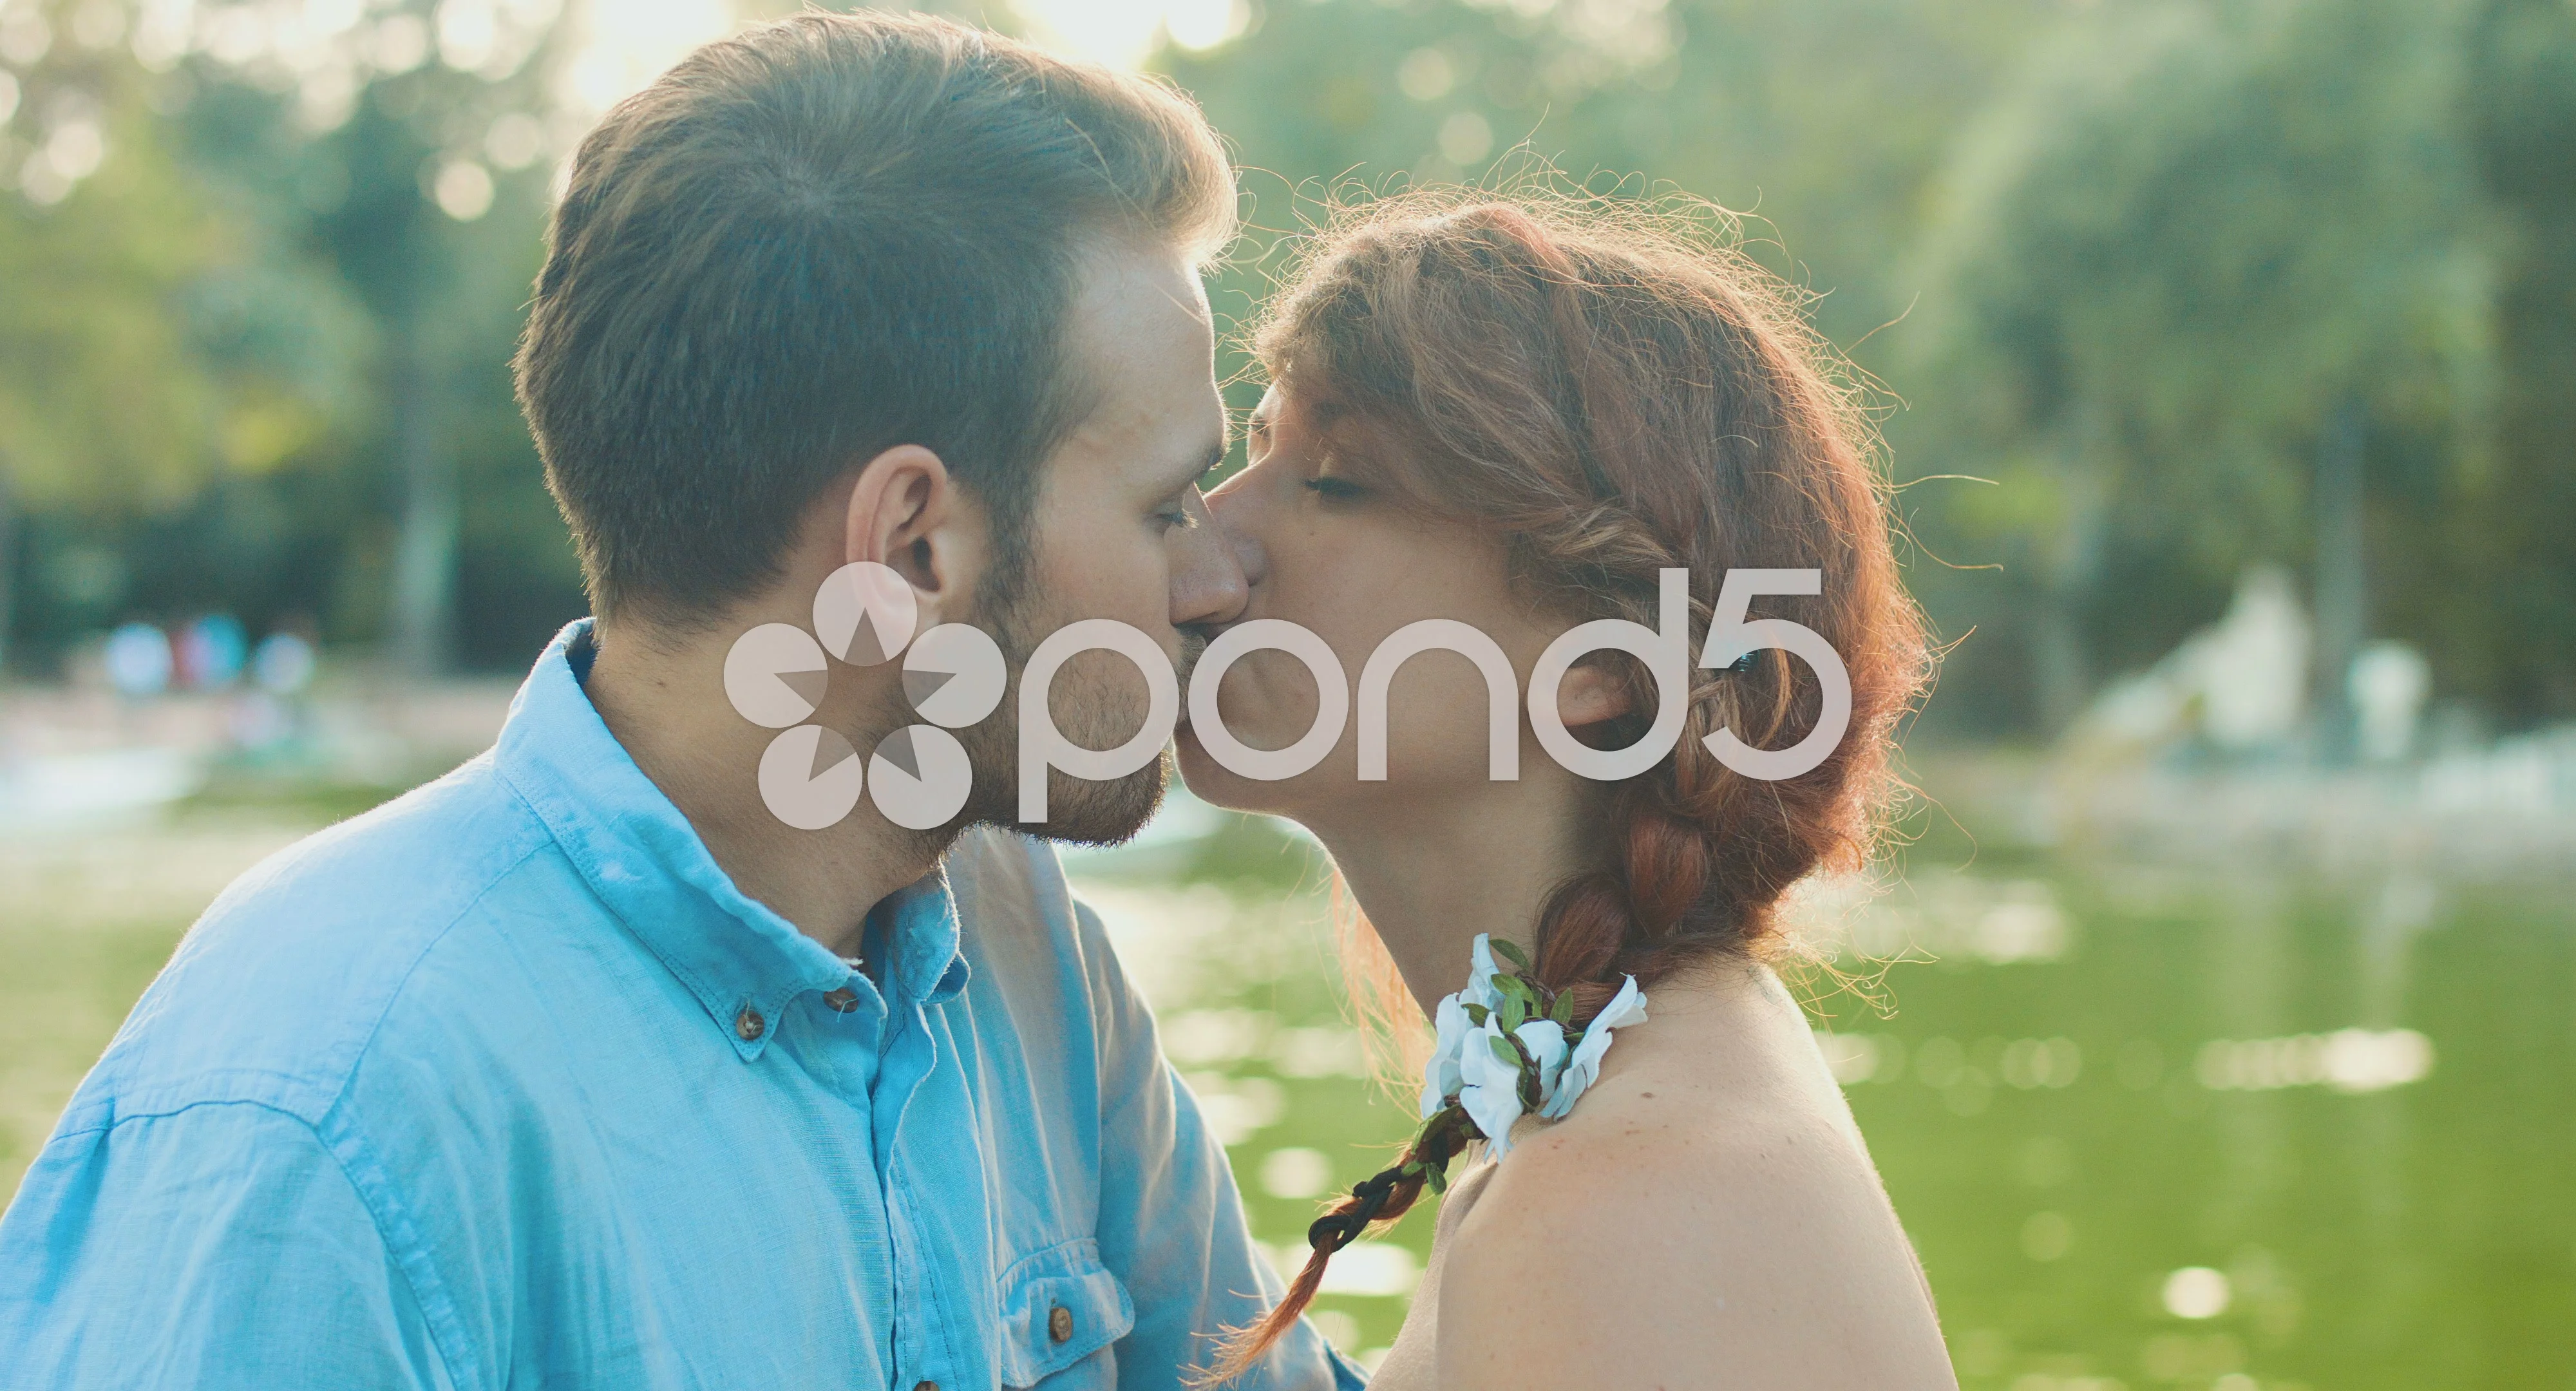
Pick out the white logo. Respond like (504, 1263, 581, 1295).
(902, 623, 1007, 727)
(755, 723, 866, 831)
(725, 567, 1853, 828)
(724, 561, 983, 829)
(1016, 620, 1179, 822)
(723, 623, 829, 729)
(813, 560, 916, 666)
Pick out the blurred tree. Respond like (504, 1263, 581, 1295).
(0, 0, 580, 677)
(0, 0, 393, 674)
(1535, 0, 2060, 351)
(170, 0, 573, 675)
(3, 0, 2566, 730)
(1169, 0, 2576, 739)
(1153, 0, 2069, 752)
(0, 1, 216, 673)
(2455, 0, 2576, 724)
(1164, 0, 2051, 352)
(1162, 0, 2066, 737)
(1894, 0, 2491, 738)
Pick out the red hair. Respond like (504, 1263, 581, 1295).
(1202, 186, 1929, 1383)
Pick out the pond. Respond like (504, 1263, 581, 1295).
(3, 781, 2568, 1388)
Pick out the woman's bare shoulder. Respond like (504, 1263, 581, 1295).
(1431, 1077, 1956, 1390)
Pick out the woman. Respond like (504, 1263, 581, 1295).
(1175, 191, 1953, 1388)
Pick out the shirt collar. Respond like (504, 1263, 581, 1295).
(495, 620, 969, 1055)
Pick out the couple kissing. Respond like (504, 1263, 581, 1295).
(0, 12, 1949, 1390)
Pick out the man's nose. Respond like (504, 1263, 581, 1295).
(1170, 486, 1249, 629)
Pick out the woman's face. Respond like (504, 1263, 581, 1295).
(1177, 386, 1597, 824)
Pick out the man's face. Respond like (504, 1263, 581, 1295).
(959, 238, 1242, 843)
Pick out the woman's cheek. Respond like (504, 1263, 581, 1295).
(1215, 648, 1327, 753)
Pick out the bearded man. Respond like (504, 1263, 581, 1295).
(0, 15, 1355, 1390)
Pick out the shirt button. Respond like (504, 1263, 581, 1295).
(1048, 1303, 1074, 1343)
(735, 1006, 765, 1041)
(822, 986, 860, 1013)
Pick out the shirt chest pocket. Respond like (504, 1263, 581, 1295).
(996, 1239, 1136, 1389)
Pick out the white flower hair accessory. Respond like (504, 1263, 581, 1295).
(1296, 933, 1649, 1280)
(1417, 933, 1649, 1164)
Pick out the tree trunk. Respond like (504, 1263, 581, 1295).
(0, 462, 16, 681)
(2313, 397, 2369, 764)
(2035, 410, 2110, 735)
(387, 336, 456, 679)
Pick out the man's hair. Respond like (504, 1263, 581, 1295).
(515, 12, 1236, 625)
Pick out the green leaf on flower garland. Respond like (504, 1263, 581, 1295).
(1499, 991, 1527, 1032)
(1551, 990, 1575, 1026)
(1488, 1034, 1521, 1068)
(1426, 1164, 1448, 1195)
(1488, 938, 1531, 971)
(1463, 1001, 1488, 1026)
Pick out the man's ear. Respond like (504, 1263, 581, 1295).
(841, 445, 987, 629)
(1554, 658, 1636, 730)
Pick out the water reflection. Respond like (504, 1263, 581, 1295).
(1810, 846, 2575, 1390)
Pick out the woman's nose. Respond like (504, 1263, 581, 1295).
(1204, 474, 1269, 592)
(1170, 486, 1249, 629)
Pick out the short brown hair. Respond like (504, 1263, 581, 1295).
(515, 12, 1235, 624)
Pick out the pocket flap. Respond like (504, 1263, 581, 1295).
(998, 1240, 1136, 1387)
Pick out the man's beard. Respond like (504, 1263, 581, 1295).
(947, 596, 1203, 847)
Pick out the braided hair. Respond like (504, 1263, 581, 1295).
(1197, 187, 1929, 1385)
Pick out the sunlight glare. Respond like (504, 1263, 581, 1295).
(1013, 0, 1244, 66)
(563, 0, 734, 116)
(562, 0, 1199, 127)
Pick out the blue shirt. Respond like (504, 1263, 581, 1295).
(0, 623, 1361, 1391)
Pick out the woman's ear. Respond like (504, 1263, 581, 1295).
(1554, 658, 1635, 730)
(841, 445, 988, 629)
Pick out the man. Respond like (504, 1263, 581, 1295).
(0, 15, 1358, 1390)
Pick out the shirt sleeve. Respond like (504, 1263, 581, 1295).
(0, 1101, 453, 1390)
(1073, 901, 1369, 1391)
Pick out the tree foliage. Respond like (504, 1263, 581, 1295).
(0, 0, 2568, 724)
(1, 0, 575, 667)
(1170, 0, 2573, 733)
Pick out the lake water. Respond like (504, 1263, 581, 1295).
(5, 789, 2568, 1388)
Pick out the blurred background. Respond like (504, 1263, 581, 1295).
(1, 0, 2571, 1385)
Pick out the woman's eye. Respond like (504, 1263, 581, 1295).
(1303, 476, 1365, 502)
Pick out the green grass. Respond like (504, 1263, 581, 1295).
(0, 913, 193, 1200)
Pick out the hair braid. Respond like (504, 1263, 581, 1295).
(1199, 1108, 1472, 1386)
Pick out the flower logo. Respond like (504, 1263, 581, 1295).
(723, 562, 1005, 830)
